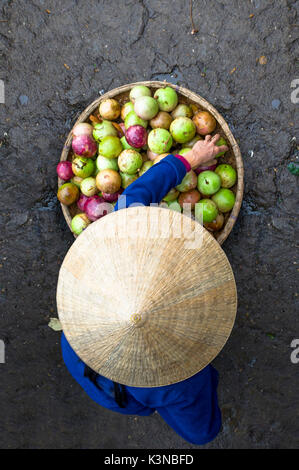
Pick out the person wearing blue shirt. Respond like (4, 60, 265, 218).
(61, 134, 228, 445)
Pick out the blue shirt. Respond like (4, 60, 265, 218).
(61, 154, 222, 445)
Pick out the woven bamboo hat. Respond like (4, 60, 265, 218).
(57, 206, 237, 387)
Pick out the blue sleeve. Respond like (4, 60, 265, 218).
(114, 154, 186, 210)
(60, 333, 154, 416)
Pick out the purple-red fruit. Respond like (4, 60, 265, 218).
(85, 195, 112, 221)
(194, 163, 217, 175)
(72, 134, 97, 158)
(125, 125, 147, 148)
(101, 189, 123, 202)
(56, 161, 74, 181)
(77, 193, 91, 212)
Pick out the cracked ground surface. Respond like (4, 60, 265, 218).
(0, 0, 298, 449)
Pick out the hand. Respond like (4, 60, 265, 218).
(182, 134, 228, 169)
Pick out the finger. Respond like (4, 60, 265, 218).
(198, 158, 217, 168)
(215, 145, 228, 155)
(205, 158, 217, 166)
(211, 134, 220, 144)
(205, 135, 212, 142)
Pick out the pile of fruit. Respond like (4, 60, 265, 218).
(57, 85, 237, 236)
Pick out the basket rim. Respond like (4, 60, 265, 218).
(59, 80, 244, 245)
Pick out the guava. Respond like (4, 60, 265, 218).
(195, 199, 218, 223)
(150, 111, 173, 130)
(72, 156, 95, 178)
(148, 128, 173, 154)
(92, 120, 118, 142)
(176, 170, 197, 192)
(129, 85, 151, 102)
(215, 136, 228, 157)
(197, 170, 221, 196)
(120, 172, 138, 188)
(99, 98, 120, 120)
(57, 182, 79, 206)
(171, 104, 193, 119)
(192, 111, 216, 135)
(154, 86, 178, 112)
(118, 149, 143, 174)
(163, 188, 180, 202)
(204, 213, 225, 232)
(124, 111, 148, 129)
(153, 153, 170, 164)
(134, 96, 159, 120)
(178, 147, 192, 156)
(121, 101, 135, 121)
(80, 177, 98, 197)
(120, 135, 139, 151)
(98, 136, 123, 159)
(212, 188, 235, 212)
(178, 189, 201, 209)
(168, 200, 182, 212)
(215, 164, 237, 188)
(71, 176, 83, 188)
(96, 155, 119, 172)
(170, 117, 196, 144)
(96, 169, 121, 194)
(72, 134, 97, 158)
(71, 213, 91, 235)
(185, 134, 203, 147)
(125, 125, 147, 148)
(139, 161, 153, 176)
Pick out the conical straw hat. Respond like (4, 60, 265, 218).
(57, 206, 237, 387)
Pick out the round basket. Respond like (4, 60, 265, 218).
(58, 81, 244, 245)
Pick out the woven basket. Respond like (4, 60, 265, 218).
(58, 81, 244, 245)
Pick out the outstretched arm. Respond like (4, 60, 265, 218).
(114, 134, 227, 210)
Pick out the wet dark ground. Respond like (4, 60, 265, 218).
(0, 0, 298, 449)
